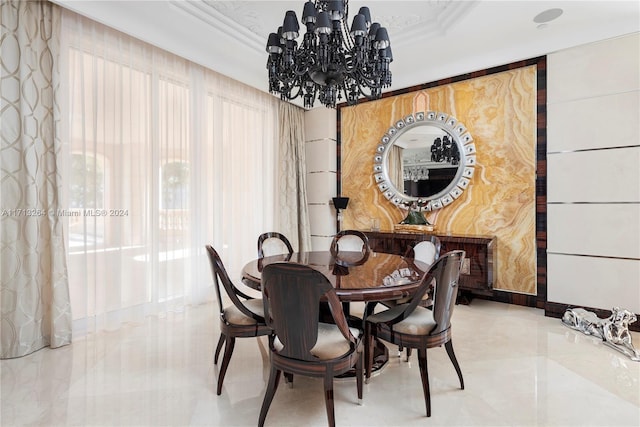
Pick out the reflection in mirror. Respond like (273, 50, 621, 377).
(373, 111, 476, 211)
(390, 126, 461, 198)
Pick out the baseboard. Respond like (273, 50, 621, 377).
(464, 288, 544, 309)
(545, 301, 640, 333)
(464, 292, 640, 333)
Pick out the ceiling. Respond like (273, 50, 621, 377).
(52, 1, 639, 108)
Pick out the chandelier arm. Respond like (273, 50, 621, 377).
(292, 53, 314, 77)
(273, 56, 313, 85)
(279, 82, 306, 101)
(357, 57, 392, 88)
(350, 67, 384, 90)
(344, 74, 387, 102)
(274, 71, 302, 87)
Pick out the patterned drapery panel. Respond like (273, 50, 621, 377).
(277, 103, 311, 252)
(1, 0, 72, 358)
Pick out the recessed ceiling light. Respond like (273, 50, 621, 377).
(533, 8, 563, 24)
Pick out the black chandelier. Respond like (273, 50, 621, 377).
(266, 0, 392, 109)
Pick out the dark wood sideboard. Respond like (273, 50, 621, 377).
(363, 231, 496, 304)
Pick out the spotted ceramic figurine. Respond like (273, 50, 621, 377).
(562, 307, 640, 362)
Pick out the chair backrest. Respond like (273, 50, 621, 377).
(409, 235, 441, 266)
(205, 245, 264, 321)
(430, 250, 465, 335)
(257, 232, 294, 258)
(330, 229, 370, 256)
(261, 263, 355, 361)
(401, 250, 465, 336)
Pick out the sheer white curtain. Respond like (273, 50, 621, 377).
(59, 10, 278, 335)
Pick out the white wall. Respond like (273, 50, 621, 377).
(304, 108, 338, 251)
(547, 32, 640, 313)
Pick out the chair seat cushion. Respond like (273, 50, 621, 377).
(223, 298, 264, 325)
(368, 305, 436, 335)
(274, 323, 360, 360)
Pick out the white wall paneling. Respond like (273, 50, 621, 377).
(307, 203, 337, 237)
(305, 108, 337, 141)
(547, 32, 640, 313)
(548, 254, 640, 314)
(306, 172, 337, 204)
(547, 147, 640, 203)
(547, 33, 640, 103)
(547, 91, 639, 153)
(311, 236, 333, 252)
(547, 204, 640, 259)
(306, 138, 337, 172)
(305, 108, 338, 250)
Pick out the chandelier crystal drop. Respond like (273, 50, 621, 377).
(266, 0, 392, 109)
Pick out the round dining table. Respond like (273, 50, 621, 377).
(241, 250, 430, 303)
(241, 250, 430, 377)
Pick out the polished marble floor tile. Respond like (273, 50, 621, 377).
(2, 300, 639, 426)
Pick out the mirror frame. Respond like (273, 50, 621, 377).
(373, 111, 476, 211)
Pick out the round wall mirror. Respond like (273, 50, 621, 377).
(373, 111, 476, 211)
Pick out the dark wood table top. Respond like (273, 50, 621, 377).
(241, 251, 429, 303)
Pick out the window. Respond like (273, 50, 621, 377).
(61, 9, 278, 332)
(161, 161, 189, 210)
(70, 153, 105, 209)
(68, 153, 106, 247)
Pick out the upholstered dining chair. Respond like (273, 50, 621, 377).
(205, 245, 271, 396)
(406, 235, 442, 266)
(386, 235, 443, 359)
(391, 235, 442, 306)
(368, 236, 441, 311)
(364, 250, 466, 417)
(330, 229, 370, 256)
(395, 235, 442, 308)
(258, 263, 363, 427)
(330, 229, 371, 320)
(257, 232, 294, 258)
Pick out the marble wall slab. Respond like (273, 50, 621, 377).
(340, 66, 538, 294)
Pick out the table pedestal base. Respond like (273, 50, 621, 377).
(335, 338, 388, 380)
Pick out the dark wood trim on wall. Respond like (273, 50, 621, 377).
(337, 56, 548, 310)
(336, 110, 343, 197)
(335, 112, 344, 232)
(535, 57, 548, 310)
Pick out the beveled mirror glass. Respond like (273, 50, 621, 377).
(373, 111, 476, 211)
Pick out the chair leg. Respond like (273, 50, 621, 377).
(406, 347, 412, 361)
(362, 302, 375, 331)
(258, 365, 281, 427)
(284, 372, 294, 387)
(417, 348, 431, 417)
(342, 301, 351, 318)
(214, 333, 226, 364)
(216, 336, 235, 395)
(356, 350, 363, 404)
(364, 302, 377, 318)
(445, 340, 464, 390)
(323, 373, 336, 427)
(364, 324, 374, 382)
